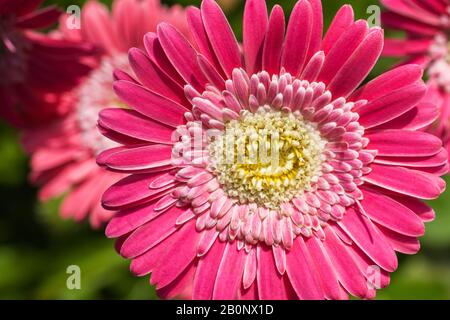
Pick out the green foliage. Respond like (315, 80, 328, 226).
(1, 0, 449, 300)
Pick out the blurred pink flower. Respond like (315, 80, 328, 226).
(22, 0, 190, 228)
(381, 0, 450, 166)
(99, 0, 446, 299)
(0, 0, 93, 127)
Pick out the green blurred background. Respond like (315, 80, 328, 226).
(0, 0, 449, 299)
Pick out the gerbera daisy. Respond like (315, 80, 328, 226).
(21, 0, 190, 228)
(99, 0, 447, 299)
(0, 0, 93, 128)
(381, 0, 450, 165)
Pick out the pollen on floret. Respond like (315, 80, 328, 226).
(208, 107, 326, 209)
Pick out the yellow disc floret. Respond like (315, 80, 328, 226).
(208, 107, 326, 209)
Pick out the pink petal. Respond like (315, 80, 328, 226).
(243, 249, 257, 289)
(272, 245, 286, 275)
(281, 0, 313, 76)
(262, 5, 285, 75)
(143, 33, 185, 86)
(128, 48, 186, 104)
(99, 108, 174, 144)
(364, 164, 445, 200)
(130, 237, 175, 276)
(186, 7, 223, 74)
(382, 12, 440, 36)
(382, 38, 432, 57)
(157, 262, 196, 299)
(377, 225, 420, 255)
(16, 6, 60, 29)
(201, 0, 242, 77)
(257, 245, 290, 300)
(361, 188, 425, 237)
(300, 51, 325, 82)
(102, 172, 171, 209)
(102, 144, 173, 171)
(80, 1, 120, 54)
(239, 282, 258, 300)
(373, 149, 448, 168)
(391, 195, 436, 222)
(367, 130, 442, 157)
(157, 23, 208, 91)
(151, 220, 201, 289)
(243, 0, 268, 75)
(322, 226, 368, 298)
(338, 207, 398, 272)
(357, 83, 426, 129)
(61, 172, 108, 222)
(286, 236, 325, 299)
(197, 54, 225, 90)
(350, 64, 423, 102)
(327, 28, 384, 98)
(305, 0, 323, 61)
(318, 20, 368, 86)
(106, 200, 179, 238)
(373, 102, 438, 131)
(305, 237, 343, 300)
(213, 243, 247, 299)
(113, 80, 187, 127)
(381, 0, 442, 26)
(193, 240, 226, 299)
(322, 5, 354, 54)
(120, 206, 187, 259)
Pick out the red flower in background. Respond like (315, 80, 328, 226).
(0, 0, 93, 127)
(98, 0, 447, 299)
(21, 0, 191, 228)
(381, 0, 450, 166)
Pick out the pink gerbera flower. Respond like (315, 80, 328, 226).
(0, 0, 93, 128)
(99, 0, 447, 299)
(21, 0, 190, 228)
(381, 0, 450, 164)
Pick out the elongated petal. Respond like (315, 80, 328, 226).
(364, 164, 445, 199)
(322, 227, 368, 298)
(361, 188, 424, 237)
(102, 144, 173, 171)
(351, 64, 423, 101)
(213, 243, 247, 299)
(257, 245, 290, 299)
(102, 171, 172, 209)
(114, 80, 187, 127)
(201, 0, 242, 77)
(243, 0, 268, 74)
(151, 220, 201, 289)
(120, 206, 187, 259)
(319, 20, 368, 85)
(128, 48, 186, 104)
(357, 83, 426, 128)
(281, 0, 313, 76)
(322, 5, 354, 54)
(327, 28, 384, 98)
(338, 207, 398, 272)
(305, 237, 343, 300)
(262, 5, 285, 75)
(286, 237, 325, 299)
(99, 108, 174, 144)
(367, 130, 442, 157)
(157, 23, 208, 90)
(193, 240, 226, 299)
(374, 103, 438, 131)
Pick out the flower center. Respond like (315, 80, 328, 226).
(76, 55, 129, 154)
(173, 68, 374, 246)
(208, 108, 325, 209)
